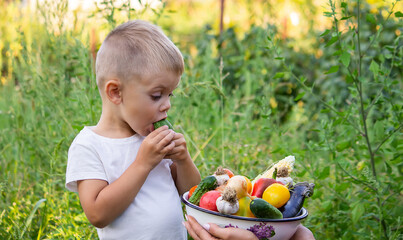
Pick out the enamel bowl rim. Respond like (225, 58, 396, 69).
(182, 191, 308, 222)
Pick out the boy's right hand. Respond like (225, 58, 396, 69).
(136, 125, 175, 170)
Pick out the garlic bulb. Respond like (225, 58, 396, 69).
(216, 187, 239, 215)
(276, 177, 294, 187)
(213, 166, 230, 186)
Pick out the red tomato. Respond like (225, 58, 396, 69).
(188, 185, 198, 198)
(251, 178, 282, 198)
(223, 168, 234, 178)
(199, 190, 221, 212)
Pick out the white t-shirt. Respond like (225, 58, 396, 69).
(65, 127, 187, 240)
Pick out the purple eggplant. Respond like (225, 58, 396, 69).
(279, 182, 315, 218)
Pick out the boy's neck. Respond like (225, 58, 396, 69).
(93, 110, 136, 139)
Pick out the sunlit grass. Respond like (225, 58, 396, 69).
(1, 0, 402, 239)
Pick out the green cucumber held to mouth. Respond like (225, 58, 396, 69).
(153, 118, 174, 130)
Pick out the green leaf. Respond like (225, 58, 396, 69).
(395, 11, 403, 18)
(294, 92, 305, 101)
(336, 182, 350, 192)
(366, 14, 376, 24)
(346, 75, 354, 83)
(273, 72, 285, 79)
(318, 166, 330, 179)
(333, 50, 342, 56)
(336, 140, 351, 152)
(358, 76, 367, 83)
(369, 60, 380, 76)
(321, 200, 333, 211)
(320, 29, 331, 37)
(271, 148, 282, 153)
(326, 36, 338, 47)
(351, 202, 365, 224)
(341, 16, 352, 20)
(373, 121, 384, 140)
(21, 199, 47, 238)
(325, 65, 339, 74)
(340, 51, 351, 67)
(341, 2, 347, 8)
(384, 160, 392, 174)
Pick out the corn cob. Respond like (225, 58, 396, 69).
(252, 155, 295, 184)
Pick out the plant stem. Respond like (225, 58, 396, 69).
(355, 1, 388, 238)
(219, 58, 225, 166)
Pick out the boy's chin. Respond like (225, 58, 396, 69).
(138, 129, 152, 137)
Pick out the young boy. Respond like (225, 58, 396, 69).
(65, 20, 201, 239)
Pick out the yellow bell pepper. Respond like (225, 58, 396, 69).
(235, 196, 255, 218)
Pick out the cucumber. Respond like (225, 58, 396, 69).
(250, 198, 283, 219)
(154, 119, 174, 130)
(188, 175, 218, 206)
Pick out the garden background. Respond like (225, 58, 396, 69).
(0, 0, 402, 239)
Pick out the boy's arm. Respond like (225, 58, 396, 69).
(167, 132, 201, 195)
(77, 126, 175, 228)
(77, 162, 151, 228)
(170, 156, 201, 195)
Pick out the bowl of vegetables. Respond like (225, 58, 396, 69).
(182, 156, 315, 240)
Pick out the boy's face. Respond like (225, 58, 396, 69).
(119, 70, 180, 137)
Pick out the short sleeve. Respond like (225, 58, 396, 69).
(66, 143, 108, 192)
(166, 158, 173, 166)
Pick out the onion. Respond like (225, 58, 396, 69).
(225, 175, 248, 199)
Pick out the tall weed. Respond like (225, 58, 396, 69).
(265, 0, 402, 239)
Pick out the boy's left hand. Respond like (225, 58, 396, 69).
(165, 132, 191, 163)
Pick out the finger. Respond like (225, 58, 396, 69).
(183, 221, 201, 240)
(209, 223, 258, 240)
(165, 145, 183, 156)
(171, 132, 184, 140)
(207, 223, 229, 239)
(161, 140, 175, 154)
(156, 130, 175, 147)
(152, 124, 169, 134)
(147, 125, 169, 140)
(186, 215, 216, 240)
(166, 137, 185, 153)
(172, 137, 185, 146)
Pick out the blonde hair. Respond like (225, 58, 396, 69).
(95, 20, 184, 89)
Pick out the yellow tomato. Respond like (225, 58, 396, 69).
(262, 183, 290, 208)
(243, 176, 252, 194)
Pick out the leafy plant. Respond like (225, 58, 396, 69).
(265, 0, 402, 239)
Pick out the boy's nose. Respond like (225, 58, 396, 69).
(160, 98, 171, 112)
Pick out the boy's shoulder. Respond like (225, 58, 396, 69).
(70, 126, 98, 146)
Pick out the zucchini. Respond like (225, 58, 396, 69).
(250, 198, 283, 219)
(188, 175, 218, 206)
(279, 182, 315, 218)
(153, 118, 174, 130)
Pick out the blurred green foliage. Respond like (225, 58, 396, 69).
(0, 0, 402, 239)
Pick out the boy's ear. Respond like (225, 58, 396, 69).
(104, 79, 122, 105)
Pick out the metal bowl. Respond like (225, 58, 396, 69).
(182, 191, 308, 240)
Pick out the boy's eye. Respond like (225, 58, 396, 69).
(151, 92, 174, 101)
(151, 95, 161, 100)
